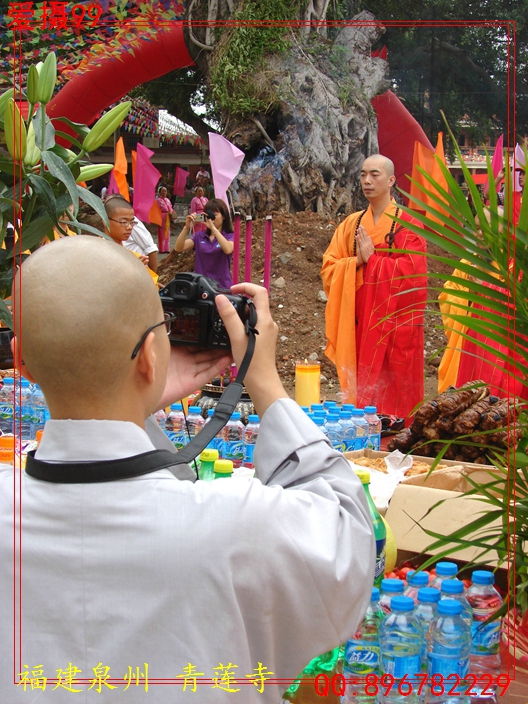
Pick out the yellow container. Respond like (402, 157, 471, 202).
(295, 361, 320, 408)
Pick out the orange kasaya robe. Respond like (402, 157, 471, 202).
(437, 264, 471, 393)
(321, 200, 427, 418)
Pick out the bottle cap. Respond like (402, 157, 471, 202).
(407, 570, 429, 586)
(0, 449, 15, 461)
(36, 429, 44, 443)
(200, 449, 219, 462)
(0, 435, 15, 448)
(353, 469, 370, 485)
(2, 377, 14, 385)
(214, 459, 233, 475)
(371, 587, 380, 601)
(20, 379, 30, 387)
(323, 401, 337, 408)
(313, 409, 326, 416)
(471, 570, 495, 585)
(326, 413, 340, 421)
(435, 561, 458, 576)
(207, 409, 215, 416)
(170, 403, 183, 411)
(342, 404, 355, 411)
(339, 410, 352, 419)
(390, 596, 414, 612)
(230, 411, 241, 420)
(441, 579, 464, 595)
(417, 587, 441, 603)
(313, 417, 325, 425)
(381, 578, 404, 594)
(188, 406, 202, 414)
(247, 415, 260, 423)
(300, 407, 310, 413)
(364, 406, 377, 414)
(437, 599, 462, 615)
(311, 404, 324, 411)
(351, 409, 364, 416)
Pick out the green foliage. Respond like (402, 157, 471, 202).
(391, 125, 528, 612)
(0, 52, 129, 329)
(208, 0, 304, 117)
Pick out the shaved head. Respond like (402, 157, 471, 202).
(362, 154, 395, 177)
(14, 236, 164, 406)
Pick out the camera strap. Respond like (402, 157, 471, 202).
(172, 301, 259, 468)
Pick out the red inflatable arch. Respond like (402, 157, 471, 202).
(47, 23, 194, 127)
(48, 34, 432, 189)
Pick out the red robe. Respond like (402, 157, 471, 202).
(322, 201, 427, 417)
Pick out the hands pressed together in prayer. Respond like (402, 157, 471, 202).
(355, 225, 375, 266)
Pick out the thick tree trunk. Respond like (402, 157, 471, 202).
(184, 9, 387, 218)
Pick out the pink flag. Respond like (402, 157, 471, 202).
(208, 132, 245, 205)
(514, 143, 525, 192)
(174, 166, 189, 197)
(134, 143, 162, 222)
(485, 134, 503, 195)
(107, 170, 120, 196)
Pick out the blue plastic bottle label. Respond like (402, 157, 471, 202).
(224, 441, 244, 462)
(383, 655, 420, 679)
(243, 442, 256, 466)
(366, 434, 380, 451)
(0, 404, 13, 418)
(471, 620, 500, 653)
(428, 655, 469, 679)
(344, 643, 380, 674)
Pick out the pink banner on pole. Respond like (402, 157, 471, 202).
(232, 213, 240, 285)
(264, 215, 272, 292)
(485, 135, 503, 195)
(208, 132, 245, 204)
(174, 166, 189, 197)
(107, 170, 120, 196)
(134, 142, 162, 222)
(244, 216, 252, 284)
(514, 143, 525, 192)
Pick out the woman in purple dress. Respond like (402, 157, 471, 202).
(173, 198, 234, 289)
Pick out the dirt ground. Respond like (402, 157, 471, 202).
(157, 210, 452, 406)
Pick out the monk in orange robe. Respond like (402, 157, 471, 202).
(322, 155, 427, 418)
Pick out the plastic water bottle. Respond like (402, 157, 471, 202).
(380, 578, 405, 615)
(364, 406, 382, 451)
(0, 377, 15, 434)
(430, 562, 458, 590)
(323, 400, 337, 411)
(379, 596, 423, 704)
(243, 414, 260, 468)
(351, 409, 369, 450)
(165, 403, 187, 449)
(465, 570, 503, 689)
(440, 579, 472, 628)
(154, 407, 167, 430)
(323, 412, 345, 451)
(221, 411, 244, 468)
(404, 571, 430, 603)
(414, 587, 440, 671)
(30, 384, 50, 439)
(339, 410, 356, 452)
(355, 470, 386, 587)
(313, 409, 327, 421)
(342, 587, 383, 703)
(186, 406, 205, 440)
(14, 379, 33, 443)
(426, 599, 471, 704)
(312, 416, 325, 431)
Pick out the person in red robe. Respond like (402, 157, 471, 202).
(321, 155, 427, 418)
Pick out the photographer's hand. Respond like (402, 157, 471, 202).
(216, 283, 289, 418)
(157, 346, 232, 411)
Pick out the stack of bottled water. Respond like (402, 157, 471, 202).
(242, 414, 260, 469)
(0, 378, 51, 444)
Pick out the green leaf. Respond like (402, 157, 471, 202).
(32, 106, 55, 151)
(0, 299, 13, 330)
(40, 151, 79, 216)
(28, 174, 57, 224)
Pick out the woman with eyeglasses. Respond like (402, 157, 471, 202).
(173, 198, 235, 289)
(156, 186, 176, 253)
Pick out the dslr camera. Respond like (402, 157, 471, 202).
(159, 272, 248, 350)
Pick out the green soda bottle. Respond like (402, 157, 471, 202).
(198, 449, 218, 481)
(354, 469, 386, 587)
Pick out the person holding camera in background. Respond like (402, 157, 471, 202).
(174, 197, 235, 288)
(1, 234, 374, 703)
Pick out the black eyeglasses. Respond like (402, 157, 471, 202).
(131, 313, 178, 360)
(109, 217, 135, 228)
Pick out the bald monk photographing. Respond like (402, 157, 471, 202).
(322, 155, 427, 419)
(1, 236, 374, 703)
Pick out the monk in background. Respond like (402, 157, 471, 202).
(321, 155, 427, 418)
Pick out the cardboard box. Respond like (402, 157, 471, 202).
(345, 449, 503, 565)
